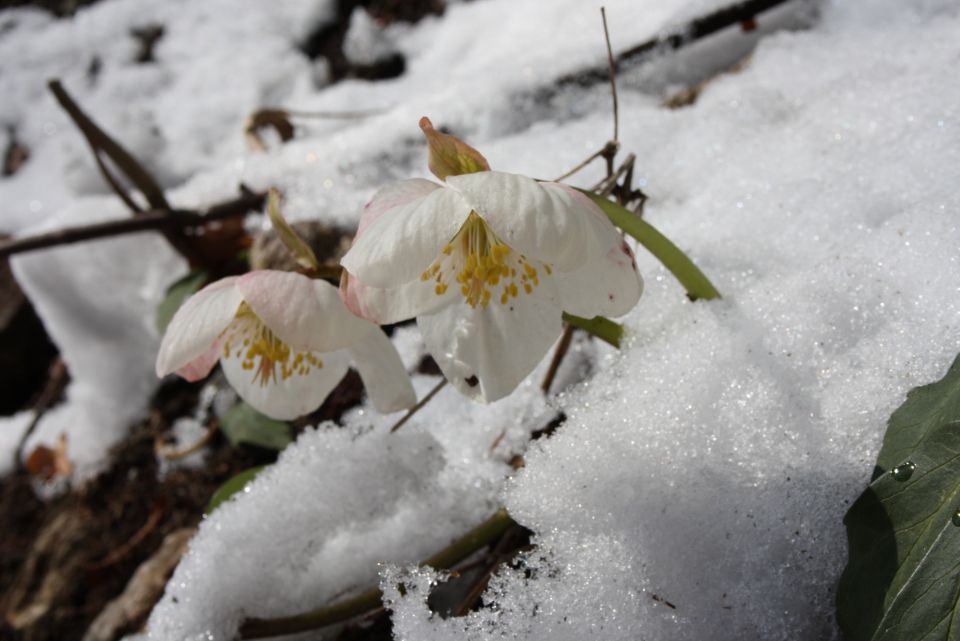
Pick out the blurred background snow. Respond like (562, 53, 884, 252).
(1, 0, 959, 639)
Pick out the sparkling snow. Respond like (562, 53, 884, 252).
(1, 0, 958, 639)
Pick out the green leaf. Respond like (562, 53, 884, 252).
(562, 312, 623, 348)
(578, 189, 721, 302)
(838, 353, 960, 641)
(207, 465, 266, 513)
(220, 402, 292, 451)
(155, 270, 207, 333)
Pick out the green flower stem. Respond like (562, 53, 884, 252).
(578, 189, 721, 301)
(239, 509, 515, 639)
(562, 313, 623, 348)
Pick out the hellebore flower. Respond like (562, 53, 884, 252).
(340, 118, 642, 402)
(156, 270, 416, 419)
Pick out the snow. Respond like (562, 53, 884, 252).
(1, 0, 958, 639)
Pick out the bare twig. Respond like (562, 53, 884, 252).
(0, 191, 265, 259)
(390, 378, 447, 433)
(601, 7, 619, 145)
(155, 420, 220, 461)
(48, 79, 169, 211)
(540, 324, 575, 395)
(13, 358, 68, 473)
(86, 501, 164, 570)
(559, 0, 796, 87)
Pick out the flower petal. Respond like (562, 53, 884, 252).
(340, 186, 471, 288)
(418, 293, 563, 402)
(346, 325, 416, 413)
(356, 178, 441, 238)
(220, 347, 350, 420)
(445, 173, 617, 271)
(555, 238, 643, 318)
(156, 276, 242, 378)
(340, 270, 456, 324)
(237, 271, 370, 353)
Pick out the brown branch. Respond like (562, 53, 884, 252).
(390, 378, 447, 433)
(540, 324, 575, 395)
(48, 79, 169, 211)
(560, 0, 796, 87)
(0, 191, 265, 259)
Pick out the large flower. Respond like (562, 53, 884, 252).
(340, 119, 642, 402)
(156, 270, 416, 419)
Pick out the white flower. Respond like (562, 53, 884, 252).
(340, 128, 642, 402)
(156, 270, 416, 420)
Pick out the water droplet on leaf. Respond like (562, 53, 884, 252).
(891, 461, 916, 482)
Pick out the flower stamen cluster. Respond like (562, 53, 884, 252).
(419, 212, 550, 309)
(221, 304, 324, 386)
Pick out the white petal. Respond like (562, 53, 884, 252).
(418, 293, 563, 402)
(237, 271, 369, 353)
(555, 238, 643, 318)
(445, 172, 615, 271)
(156, 276, 242, 377)
(340, 186, 471, 288)
(220, 347, 350, 420)
(340, 270, 456, 325)
(347, 325, 416, 413)
(356, 178, 441, 237)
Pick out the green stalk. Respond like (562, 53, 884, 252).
(239, 509, 515, 639)
(562, 312, 623, 348)
(579, 189, 721, 301)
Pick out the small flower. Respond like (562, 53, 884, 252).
(156, 270, 416, 419)
(340, 118, 642, 402)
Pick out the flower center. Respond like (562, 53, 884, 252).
(221, 303, 323, 386)
(420, 212, 552, 309)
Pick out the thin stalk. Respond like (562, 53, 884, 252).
(238, 509, 515, 639)
(580, 190, 721, 301)
(390, 379, 447, 433)
(541, 324, 575, 394)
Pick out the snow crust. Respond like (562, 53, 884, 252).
(1, 0, 959, 639)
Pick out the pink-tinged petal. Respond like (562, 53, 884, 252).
(445, 172, 617, 272)
(340, 270, 456, 325)
(418, 292, 563, 402)
(340, 186, 471, 288)
(236, 271, 369, 353)
(347, 325, 416, 413)
(220, 347, 350, 420)
(555, 239, 643, 318)
(175, 342, 222, 382)
(356, 178, 441, 238)
(156, 276, 242, 377)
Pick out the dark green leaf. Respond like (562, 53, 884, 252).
(220, 402, 292, 451)
(577, 189, 721, 302)
(562, 312, 623, 348)
(838, 354, 960, 641)
(155, 270, 207, 333)
(207, 465, 266, 513)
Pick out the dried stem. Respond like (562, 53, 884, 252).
(540, 324, 575, 395)
(559, 0, 796, 87)
(390, 378, 447, 433)
(48, 79, 169, 211)
(239, 509, 515, 639)
(155, 420, 220, 461)
(0, 191, 265, 259)
(601, 7, 619, 145)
